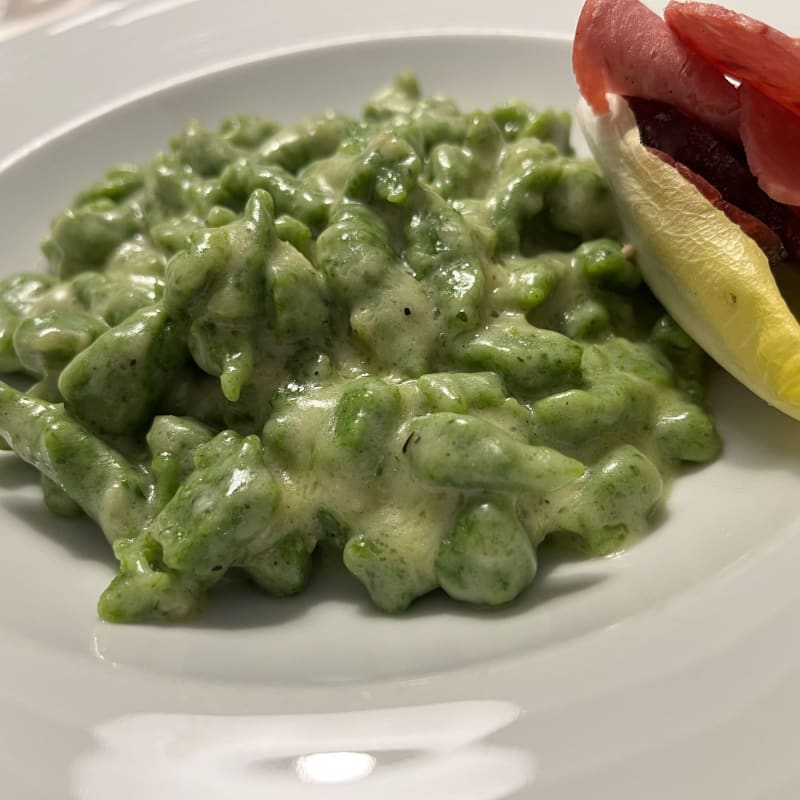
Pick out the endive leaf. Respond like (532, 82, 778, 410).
(578, 94, 800, 420)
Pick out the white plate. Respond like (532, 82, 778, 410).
(3, 2, 800, 799)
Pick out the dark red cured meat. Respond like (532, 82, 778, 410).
(627, 96, 800, 261)
(626, 97, 773, 222)
(626, 97, 752, 202)
(783, 208, 800, 258)
(573, 0, 740, 141)
(664, 1, 800, 117)
(739, 83, 800, 207)
(648, 147, 786, 263)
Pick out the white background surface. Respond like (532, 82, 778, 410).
(2, 2, 800, 799)
(1, 0, 799, 163)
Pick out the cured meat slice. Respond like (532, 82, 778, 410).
(739, 82, 800, 207)
(573, 0, 740, 140)
(783, 209, 800, 260)
(664, 1, 800, 117)
(627, 96, 800, 261)
(626, 98, 776, 223)
(626, 97, 755, 207)
(648, 147, 786, 263)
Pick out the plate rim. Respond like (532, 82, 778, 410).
(3, 13, 800, 800)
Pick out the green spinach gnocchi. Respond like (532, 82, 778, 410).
(0, 75, 720, 621)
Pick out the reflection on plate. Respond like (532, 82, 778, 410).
(72, 701, 534, 799)
(3, 25, 800, 800)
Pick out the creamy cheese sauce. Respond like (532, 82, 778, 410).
(0, 75, 720, 620)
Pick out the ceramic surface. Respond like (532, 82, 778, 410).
(2, 3, 799, 798)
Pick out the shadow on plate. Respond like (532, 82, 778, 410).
(2, 493, 115, 565)
(0, 451, 115, 565)
(0, 451, 40, 488)
(0, 451, 609, 631)
(188, 541, 609, 631)
(709, 371, 800, 474)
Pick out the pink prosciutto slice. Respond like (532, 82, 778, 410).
(664, 1, 800, 117)
(739, 83, 800, 207)
(573, 0, 740, 141)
